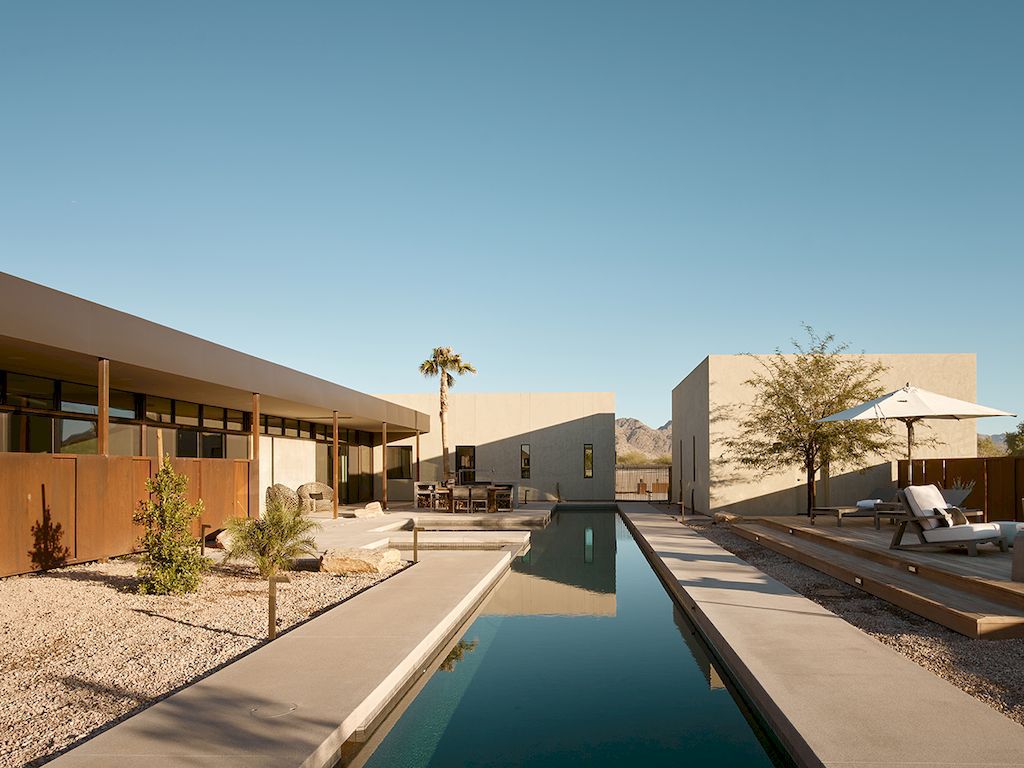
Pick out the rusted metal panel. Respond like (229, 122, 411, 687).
(984, 457, 1016, 522)
(0, 454, 77, 577)
(233, 459, 250, 521)
(75, 455, 143, 561)
(897, 460, 909, 488)
(198, 459, 235, 531)
(1016, 458, 1024, 522)
(0, 454, 253, 577)
(944, 458, 986, 512)
(922, 459, 945, 488)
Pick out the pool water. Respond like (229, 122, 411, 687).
(351, 511, 786, 768)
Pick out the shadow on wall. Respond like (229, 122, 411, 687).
(386, 415, 616, 503)
(29, 485, 70, 571)
(711, 463, 896, 517)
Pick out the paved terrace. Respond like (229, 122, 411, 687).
(620, 503, 1024, 768)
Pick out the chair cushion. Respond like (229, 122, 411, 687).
(903, 485, 949, 530)
(922, 523, 1002, 543)
(932, 508, 954, 528)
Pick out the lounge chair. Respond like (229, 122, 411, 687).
(892, 484, 1006, 556)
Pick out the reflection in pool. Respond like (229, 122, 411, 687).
(349, 511, 787, 768)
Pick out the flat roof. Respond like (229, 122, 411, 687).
(0, 272, 429, 437)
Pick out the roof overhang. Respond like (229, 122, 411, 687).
(0, 273, 430, 438)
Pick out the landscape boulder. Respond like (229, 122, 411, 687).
(213, 529, 234, 550)
(352, 501, 384, 519)
(266, 483, 300, 510)
(712, 512, 741, 525)
(296, 481, 334, 514)
(320, 547, 401, 575)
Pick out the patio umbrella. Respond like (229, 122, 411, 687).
(815, 384, 1016, 483)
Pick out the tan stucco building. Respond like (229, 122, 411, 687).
(378, 392, 616, 503)
(671, 354, 978, 516)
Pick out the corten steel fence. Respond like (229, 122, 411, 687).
(615, 464, 671, 502)
(897, 457, 1024, 522)
(0, 453, 252, 577)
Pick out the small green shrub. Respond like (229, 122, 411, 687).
(133, 457, 210, 594)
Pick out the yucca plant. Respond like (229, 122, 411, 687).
(224, 496, 320, 638)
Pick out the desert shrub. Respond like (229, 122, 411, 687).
(133, 457, 210, 594)
(223, 495, 320, 579)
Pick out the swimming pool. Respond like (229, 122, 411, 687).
(345, 510, 788, 767)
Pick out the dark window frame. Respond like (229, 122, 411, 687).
(386, 445, 413, 480)
(520, 443, 530, 479)
(583, 443, 594, 479)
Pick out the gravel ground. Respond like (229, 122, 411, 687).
(684, 516, 1024, 727)
(0, 556, 406, 768)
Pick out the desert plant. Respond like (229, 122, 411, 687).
(1006, 422, 1024, 457)
(224, 496, 320, 579)
(223, 496, 320, 639)
(419, 347, 476, 481)
(977, 435, 1007, 458)
(723, 326, 896, 514)
(615, 450, 651, 466)
(949, 477, 976, 493)
(133, 457, 210, 595)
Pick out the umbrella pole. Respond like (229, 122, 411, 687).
(906, 420, 915, 485)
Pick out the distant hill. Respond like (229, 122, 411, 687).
(616, 418, 671, 461)
(980, 433, 1007, 449)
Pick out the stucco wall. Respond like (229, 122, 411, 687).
(671, 358, 710, 511)
(673, 353, 978, 516)
(378, 392, 616, 502)
(257, 434, 318, 513)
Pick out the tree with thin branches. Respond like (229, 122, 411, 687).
(419, 347, 477, 481)
(723, 326, 896, 514)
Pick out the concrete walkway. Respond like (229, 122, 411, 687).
(49, 548, 513, 768)
(619, 503, 1024, 768)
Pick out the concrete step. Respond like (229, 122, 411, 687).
(751, 516, 1024, 610)
(733, 522, 1024, 640)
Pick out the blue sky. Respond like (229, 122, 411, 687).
(2, 1, 1021, 432)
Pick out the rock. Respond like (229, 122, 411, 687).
(296, 482, 334, 513)
(266, 483, 299, 510)
(713, 512, 741, 525)
(352, 501, 384, 519)
(214, 529, 234, 550)
(320, 547, 401, 575)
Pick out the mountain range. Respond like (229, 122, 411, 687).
(615, 417, 672, 460)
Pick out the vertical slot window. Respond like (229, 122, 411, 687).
(520, 444, 530, 479)
(583, 444, 594, 479)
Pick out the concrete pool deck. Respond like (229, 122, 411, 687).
(620, 503, 1024, 768)
(47, 547, 514, 768)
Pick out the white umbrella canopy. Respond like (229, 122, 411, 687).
(816, 384, 1016, 483)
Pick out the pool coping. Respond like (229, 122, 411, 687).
(619, 503, 1024, 768)
(45, 548, 517, 768)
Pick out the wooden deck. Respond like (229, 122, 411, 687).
(731, 515, 1024, 639)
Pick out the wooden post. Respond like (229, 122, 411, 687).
(97, 358, 109, 456)
(332, 411, 339, 519)
(381, 421, 388, 510)
(251, 393, 260, 519)
(268, 577, 277, 640)
(251, 393, 261, 462)
(415, 430, 421, 482)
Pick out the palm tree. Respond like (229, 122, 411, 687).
(419, 346, 477, 481)
(224, 496, 320, 639)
